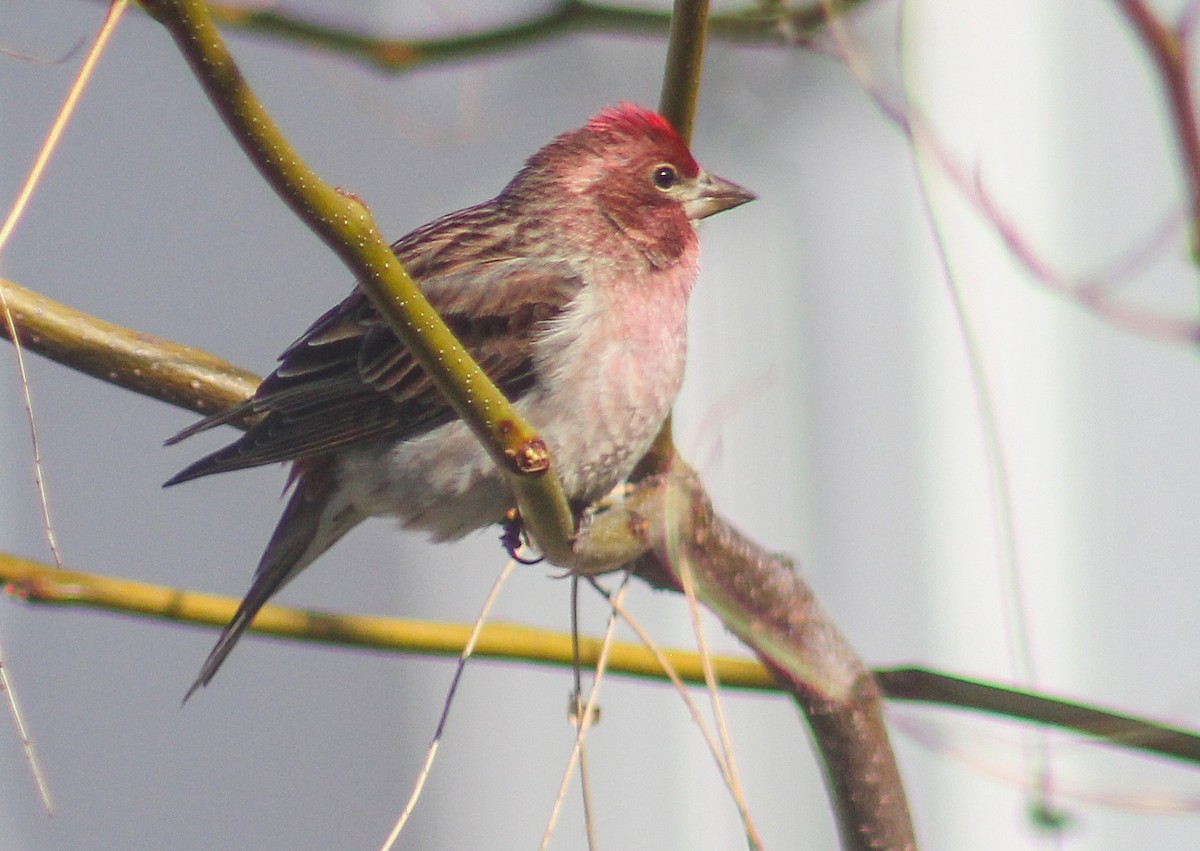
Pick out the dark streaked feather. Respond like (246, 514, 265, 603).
(165, 203, 583, 487)
(183, 459, 358, 700)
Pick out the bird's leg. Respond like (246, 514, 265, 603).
(500, 508, 544, 564)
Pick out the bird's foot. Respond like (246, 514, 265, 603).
(500, 509, 544, 564)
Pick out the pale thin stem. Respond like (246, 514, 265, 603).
(0, 648, 52, 815)
(673, 545, 763, 850)
(825, 0, 1047, 757)
(0, 0, 129, 817)
(0, 303, 60, 569)
(538, 576, 631, 851)
(0, 1, 126, 251)
(591, 579, 765, 832)
(0, 0, 128, 569)
(910, 125, 1062, 824)
(576, 727, 598, 851)
(819, 0, 1063, 826)
(885, 0, 1057, 824)
(569, 578, 600, 851)
(377, 559, 517, 851)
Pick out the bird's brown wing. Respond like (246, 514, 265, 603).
(164, 252, 582, 485)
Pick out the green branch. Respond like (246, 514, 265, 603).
(138, 0, 576, 564)
(0, 277, 258, 416)
(0, 552, 776, 691)
(199, 0, 870, 73)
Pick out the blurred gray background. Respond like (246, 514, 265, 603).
(3, 1, 1200, 848)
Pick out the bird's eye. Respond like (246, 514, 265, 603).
(652, 164, 679, 190)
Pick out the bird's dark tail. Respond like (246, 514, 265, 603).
(183, 464, 364, 701)
(162, 399, 270, 486)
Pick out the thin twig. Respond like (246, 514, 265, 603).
(826, 0, 1058, 826)
(377, 559, 517, 851)
(668, 495, 764, 849)
(590, 579, 766, 838)
(908, 124, 1062, 826)
(0, 0, 129, 568)
(0, 0, 131, 816)
(0, 649, 52, 815)
(1118, 0, 1200, 265)
(539, 576, 631, 851)
(569, 577, 600, 851)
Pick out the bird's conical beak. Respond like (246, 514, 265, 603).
(683, 172, 756, 220)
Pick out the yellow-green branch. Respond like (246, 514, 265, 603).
(5, 551, 1197, 768)
(0, 277, 257, 416)
(138, 0, 576, 564)
(0, 552, 776, 691)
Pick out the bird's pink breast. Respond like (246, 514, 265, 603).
(337, 246, 697, 541)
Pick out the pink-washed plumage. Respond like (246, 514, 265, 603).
(166, 104, 754, 698)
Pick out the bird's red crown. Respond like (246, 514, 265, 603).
(586, 103, 700, 178)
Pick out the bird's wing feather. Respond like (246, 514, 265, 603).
(165, 217, 583, 486)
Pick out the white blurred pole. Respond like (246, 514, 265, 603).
(905, 2, 1087, 848)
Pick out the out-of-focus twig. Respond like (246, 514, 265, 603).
(824, 2, 1200, 343)
(878, 667, 1200, 765)
(197, 0, 870, 73)
(1118, 0, 1200, 265)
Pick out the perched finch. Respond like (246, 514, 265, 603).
(167, 103, 754, 698)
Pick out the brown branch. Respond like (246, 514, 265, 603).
(799, 674, 913, 851)
(590, 464, 917, 851)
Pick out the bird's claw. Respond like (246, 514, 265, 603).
(501, 511, 543, 564)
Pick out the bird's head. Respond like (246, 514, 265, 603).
(509, 104, 755, 268)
